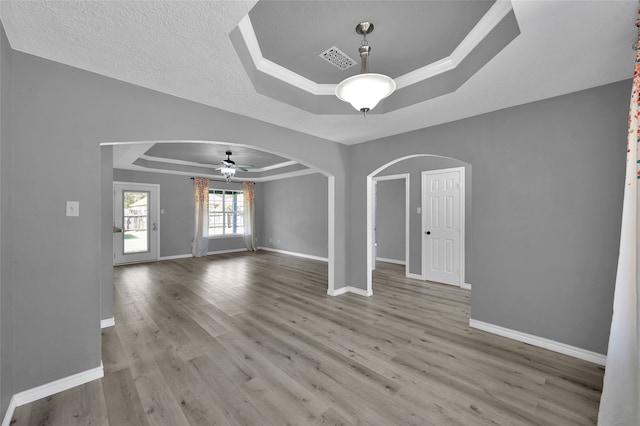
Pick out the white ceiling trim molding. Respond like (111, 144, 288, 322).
(250, 160, 299, 172)
(120, 162, 319, 183)
(238, 1, 514, 94)
(393, 57, 455, 90)
(139, 154, 216, 168)
(112, 143, 157, 171)
(138, 154, 300, 173)
(238, 15, 335, 96)
(450, 0, 514, 65)
(395, 0, 514, 89)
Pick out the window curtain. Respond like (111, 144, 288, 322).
(598, 11, 640, 425)
(192, 177, 209, 257)
(243, 182, 256, 251)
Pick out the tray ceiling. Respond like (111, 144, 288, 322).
(0, 0, 636, 145)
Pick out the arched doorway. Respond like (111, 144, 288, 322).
(366, 154, 472, 295)
(100, 140, 337, 319)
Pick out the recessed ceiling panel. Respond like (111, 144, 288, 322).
(231, 1, 520, 115)
(144, 143, 291, 168)
(2, 1, 633, 144)
(249, 0, 495, 83)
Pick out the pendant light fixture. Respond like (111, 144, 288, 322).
(335, 22, 396, 117)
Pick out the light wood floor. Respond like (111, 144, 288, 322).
(11, 251, 604, 425)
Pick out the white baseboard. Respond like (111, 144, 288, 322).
(469, 319, 606, 366)
(158, 253, 192, 261)
(258, 247, 328, 263)
(207, 248, 248, 256)
(375, 257, 406, 265)
(100, 317, 115, 329)
(1, 395, 17, 426)
(327, 286, 373, 297)
(159, 248, 247, 261)
(404, 273, 471, 291)
(2, 363, 105, 426)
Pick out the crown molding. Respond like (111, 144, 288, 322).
(238, 1, 514, 94)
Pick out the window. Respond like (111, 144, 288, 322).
(208, 189, 244, 236)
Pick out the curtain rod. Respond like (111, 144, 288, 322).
(190, 177, 227, 183)
(190, 177, 254, 184)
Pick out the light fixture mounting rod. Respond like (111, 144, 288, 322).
(359, 45, 370, 74)
(356, 22, 373, 75)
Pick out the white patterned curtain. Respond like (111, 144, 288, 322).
(243, 182, 256, 251)
(598, 11, 640, 425)
(192, 177, 209, 257)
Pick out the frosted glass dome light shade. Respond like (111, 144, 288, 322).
(335, 73, 396, 113)
(221, 165, 236, 182)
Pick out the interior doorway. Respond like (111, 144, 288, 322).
(366, 155, 470, 295)
(372, 174, 410, 275)
(113, 182, 160, 265)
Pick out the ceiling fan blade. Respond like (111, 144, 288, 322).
(237, 167, 249, 172)
(236, 164, 255, 169)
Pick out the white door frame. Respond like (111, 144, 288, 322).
(113, 181, 160, 265)
(371, 174, 410, 278)
(421, 167, 465, 286)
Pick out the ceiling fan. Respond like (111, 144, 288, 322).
(217, 150, 254, 182)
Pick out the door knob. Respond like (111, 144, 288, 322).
(425, 231, 431, 235)
(152, 223, 157, 231)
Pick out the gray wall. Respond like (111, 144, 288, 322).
(113, 169, 247, 256)
(0, 18, 630, 420)
(1, 46, 348, 405)
(100, 146, 113, 321)
(377, 157, 472, 278)
(256, 173, 328, 258)
(349, 81, 628, 354)
(375, 179, 405, 263)
(0, 21, 13, 418)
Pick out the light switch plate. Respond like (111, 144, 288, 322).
(66, 201, 80, 217)
(417, 207, 421, 214)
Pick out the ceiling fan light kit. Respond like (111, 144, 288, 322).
(335, 21, 396, 117)
(221, 150, 236, 182)
(219, 150, 255, 182)
(221, 166, 235, 182)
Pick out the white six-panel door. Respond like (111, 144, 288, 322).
(421, 168, 464, 286)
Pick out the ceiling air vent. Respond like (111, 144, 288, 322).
(319, 46, 357, 71)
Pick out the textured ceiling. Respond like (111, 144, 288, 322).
(0, 0, 636, 146)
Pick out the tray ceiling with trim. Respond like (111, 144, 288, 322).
(0, 1, 636, 179)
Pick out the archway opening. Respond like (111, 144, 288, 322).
(367, 154, 472, 295)
(100, 140, 337, 319)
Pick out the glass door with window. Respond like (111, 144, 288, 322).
(113, 182, 159, 264)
